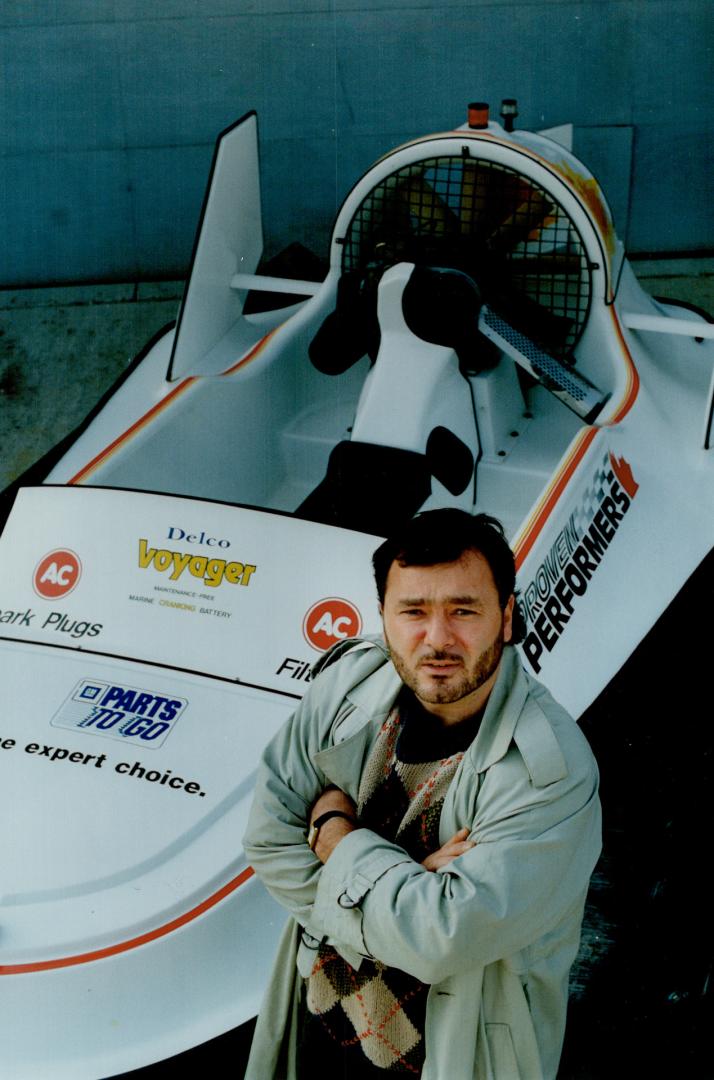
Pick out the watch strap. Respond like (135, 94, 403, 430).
(308, 809, 357, 850)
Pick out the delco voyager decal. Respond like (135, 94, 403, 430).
(138, 537, 257, 588)
(520, 450, 639, 673)
(52, 680, 188, 748)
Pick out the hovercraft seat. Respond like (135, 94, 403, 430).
(309, 264, 497, 378)
(297, 264, 483, 535)
(296, 441, 431, 535)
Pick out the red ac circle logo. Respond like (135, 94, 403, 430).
(33, 549, 82, 599)
(303, 597, 362, 652)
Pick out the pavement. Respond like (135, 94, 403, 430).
(1, 257, 713, 491)
(0, 280, 183, 489)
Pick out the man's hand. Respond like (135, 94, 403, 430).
(421, 827, 475, 871)
(309, 787, 358, 864)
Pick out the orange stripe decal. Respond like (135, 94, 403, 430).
(607, 306, 640, 424)
(0, 866, 254, 975)
(513, 427, 599, 571)
(69, 329, 279, 486)
(512, 304, 640, 569)
(69, 377, 197, 484)
(219, 326, 280, 376)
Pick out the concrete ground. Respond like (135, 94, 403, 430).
(1, 257, 713, 491)
(0, 279, 183, 488)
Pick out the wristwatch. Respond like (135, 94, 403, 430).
(307, 809, 357, 851)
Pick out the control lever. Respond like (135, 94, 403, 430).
(478, 305, 609, 423)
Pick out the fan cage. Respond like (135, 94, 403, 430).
(340, 155, 592, 359)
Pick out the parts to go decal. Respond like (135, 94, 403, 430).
(52, 680, 188, 748)
(302, 597, 362, 652)
(520, 451, 639, 673)
(33, 550, 82, 600)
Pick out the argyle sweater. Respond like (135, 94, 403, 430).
(299, 689, 482, 1078)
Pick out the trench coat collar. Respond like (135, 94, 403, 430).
(343, 643, 527, 756)
(344, 642, 402, 723)
(341, 640, 527, 765)
(469, 648, 569, 786)
(310, 641, 401, 797)
(467, 646, 528, 773)
(334, 641, 563, 786)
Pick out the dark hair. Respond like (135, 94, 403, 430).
(372, 508, 526, 644)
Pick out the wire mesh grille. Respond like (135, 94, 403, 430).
(340, 155, 592, 358)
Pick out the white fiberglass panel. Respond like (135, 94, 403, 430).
(0, 486, 383, 689)
(169, 112, 264, 379)
(0, 644, 291, 955)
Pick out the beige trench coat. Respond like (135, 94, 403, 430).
(243, 642, 601, 1079)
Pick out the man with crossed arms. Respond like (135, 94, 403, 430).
(244, 509, 601, 1079)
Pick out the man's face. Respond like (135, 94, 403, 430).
(381, 550, 514, 724)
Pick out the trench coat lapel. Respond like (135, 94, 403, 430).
(467, 647, 528, 773)
(312, 657, 402, 799)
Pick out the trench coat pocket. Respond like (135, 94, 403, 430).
(485, 1023, 521, 1079)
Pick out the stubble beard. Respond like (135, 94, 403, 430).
(386, 625, 506, 706)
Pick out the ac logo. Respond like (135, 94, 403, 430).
(302, 597, 362, 652)
(33, 550, 82, 599)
